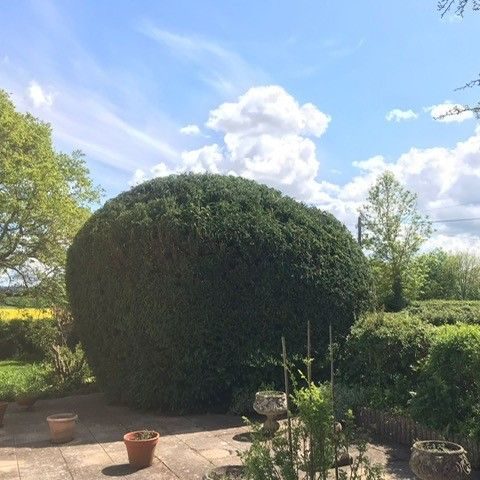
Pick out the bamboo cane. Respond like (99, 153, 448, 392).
(282, 336, 294, 465)
(330, 324, 339, 480)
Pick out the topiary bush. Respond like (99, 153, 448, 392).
(340, 311, 434, 409)
(66, 174, 372, 411)
(411, 324, 480, 439)
(407, 300, 480, 325)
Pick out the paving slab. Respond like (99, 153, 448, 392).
(0, 392, 471, 479)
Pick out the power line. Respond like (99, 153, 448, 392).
(430, 217, 480, 224)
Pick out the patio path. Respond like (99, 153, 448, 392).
(0, 392, 472, 479)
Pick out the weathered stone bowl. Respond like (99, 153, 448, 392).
(409, 440, 471, 480)
(203, 465, 246, 479)
(253, 390, 287, 435)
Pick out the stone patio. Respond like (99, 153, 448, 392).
(0, 392, 472, 479)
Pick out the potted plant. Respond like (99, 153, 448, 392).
(47, 413, 78, 443)
(410, 440, 471, 480)
(0, 401, 8, 427)
(124, 430, 159, 469)
(15, 383, 39, 409)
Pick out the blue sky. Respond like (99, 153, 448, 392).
(1, 0, 480, 249)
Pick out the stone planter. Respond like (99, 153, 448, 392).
(410, 440, 471, 480)
(253, 390, 287, 435)
(203, 465, 246, 479)
(47, 413, 78, 444)
(0, 402, 8, 427)
(123, 430, 159, 469)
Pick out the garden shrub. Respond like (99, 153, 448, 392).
(340, 311, 434, 409)
(407, 300, 480, 325)
(0, 317, 58, 360)
(411, 324, 480, 439)
(66, 174, 372, 411)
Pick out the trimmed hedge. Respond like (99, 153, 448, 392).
(0, 318, 58, 360)
(340, 312, 434, 408)
(407, 300, 480, 325)
(411, 324, 480, 439)
(66, 174, 373, 411)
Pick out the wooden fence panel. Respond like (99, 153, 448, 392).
(357, 407, 480, 469)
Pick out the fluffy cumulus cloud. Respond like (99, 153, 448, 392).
(135, 85, 331, 201)
(27, 81, 54, 108)
(179, 124, 201, 135)
(426, 101, 474, 123)
(136, 85, 480, 252)
(386, 108, 418, 122)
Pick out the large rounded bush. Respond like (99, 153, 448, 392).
(66, 174, 372, 411)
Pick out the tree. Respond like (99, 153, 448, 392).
(438, 1, 480, 119)
(0, 90, 100, 302)
(360, 171, 432, 310)
(452, 251, 480, 299)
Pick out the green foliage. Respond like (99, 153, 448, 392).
(418, 250, 480, 301)
(407, 300, 480, 325)
(0, 360, 50, 401)
(0, 317, 58, 360)
(67, 174, 372, 411)
(360, 172, 431, 311)
(241, 383, 384, 480)
(0, 90, 100, 300)
(341, 312, 434, 409)
(411, 325, 480, 439)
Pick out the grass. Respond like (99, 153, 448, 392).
(0, 359, 97, 402)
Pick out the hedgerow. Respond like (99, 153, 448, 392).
(340, 311, 434, 408)
(407, 300, 480, 325)
(411, 324, 480, 439)
(66, 174, 372, 411)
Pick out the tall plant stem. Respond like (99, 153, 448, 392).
(307, 320, 314, 479)
(330, 324, 339, 480)
(282, 336, 294, 467)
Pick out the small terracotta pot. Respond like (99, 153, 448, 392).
(47, 413, 78, 444)
(0, 402, 8, 427)
(124, 431, 159, 469)
(16, 397, 37, 409)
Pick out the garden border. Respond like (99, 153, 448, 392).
(357, 407, 480, 469)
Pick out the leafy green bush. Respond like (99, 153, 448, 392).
(340, 312, 433, 409)
(0, 360, 51, 401)
(0, 318, 58, 360)
(411, 324, 480, 439)
(407, 300, 480, 325)
(67, 174, 372, 411)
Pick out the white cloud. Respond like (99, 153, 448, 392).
(386, 108, 418, 122)
(426, 101, 474, 123)
(137, 85, 331, 201)
(180, 124, 201, 135)
(27, 81, 54, 107)
(135, 85, 480, 252)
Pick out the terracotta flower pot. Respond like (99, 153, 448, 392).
(0, 402, 8, 427)
(16, 397, 37, 409)
(47, 413, 78, 444)
(124, 431, 159, 469)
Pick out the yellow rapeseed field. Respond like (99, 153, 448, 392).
(0, 307, 52, 321)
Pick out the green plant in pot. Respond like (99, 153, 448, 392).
(123, 429, 160, 469)
(15, 368, 48, 409)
